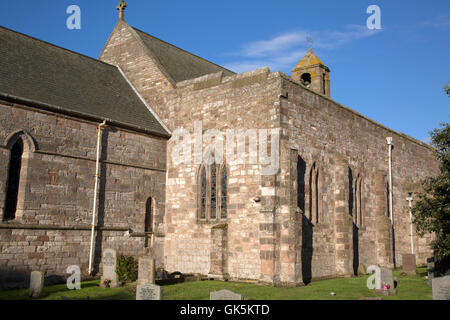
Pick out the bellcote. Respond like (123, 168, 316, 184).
(292, 48, 331, 97)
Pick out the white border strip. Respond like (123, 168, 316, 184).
(117, 66, 172, 135)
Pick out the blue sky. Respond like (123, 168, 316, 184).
(1, 0, 448, 142)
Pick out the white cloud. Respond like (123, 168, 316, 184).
(419, 13, 450, 29)
(224, 25, 382, 74)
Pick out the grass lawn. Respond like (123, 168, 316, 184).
(0, 267, 431, 300)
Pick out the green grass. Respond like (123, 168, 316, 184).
(0, 267, 432, 300)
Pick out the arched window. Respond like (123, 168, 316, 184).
(199, 165, 207, 220)
(348, 168, 354, 217)
(297, 156, 306, 213)
(356, 175, 363, 226)
(4, 138, 24, 221)
(144, 197, 153, 248)
(308, 163, 320, 223)
(220, 165, 227, 219)
(145, 198, 153, 233)
(198, 164, 228, 222)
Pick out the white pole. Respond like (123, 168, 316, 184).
(407, 193, 414, 254)
(386, 137, 394, 224)
(88, 120, 106, 275)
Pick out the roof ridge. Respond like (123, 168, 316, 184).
(131, 26, 235, 76)
(0, 25, 116, 69)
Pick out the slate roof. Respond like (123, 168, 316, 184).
(0, 26, 169, 137)
(132, 27, 235, 83)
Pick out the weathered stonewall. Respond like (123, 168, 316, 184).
(138, 256, 156, 285)
(29, 271, 44, 298)
(136, 283, 162, 300)
(100, 248, 118, 288)
(402, 254, 417, 274)
(432, 275, 450, 300)
(210, 289, 243, 300)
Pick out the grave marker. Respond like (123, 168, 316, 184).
(136, 283, 162, 300)
(210, 289, 243, 300)
(29, 271, 44, 298)
(100, 248, 118, 288)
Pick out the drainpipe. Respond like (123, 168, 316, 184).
(386, 137, 394, 224)
(406, 192, 414, 254)
(88, 120, 107, 276)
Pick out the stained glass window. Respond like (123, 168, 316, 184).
(200, 166, 206, 219)
(210, 165, 217, 219)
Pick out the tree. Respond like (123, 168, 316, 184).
(412, 122, 450, 261)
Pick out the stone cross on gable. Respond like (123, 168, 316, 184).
(117, 0, 128, 21)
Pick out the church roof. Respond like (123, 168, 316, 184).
(292, 47, 328, 71)
(0, 26, 169, 137)
(131, 27, 235, 83)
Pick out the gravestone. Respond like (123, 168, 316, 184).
(402, 253, 417, 274)
(136, 283, 162, 300)
(29, 271, 44, 298)
(138, 256, 155, 285)
(427, 257, 435, 286)
(210, 289, 243, 300)
(376, 268, 394, 290)
(432, 275, 450, 300)
(100, 248, 118, 288)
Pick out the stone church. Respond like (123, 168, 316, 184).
(0, 2, 440, 288)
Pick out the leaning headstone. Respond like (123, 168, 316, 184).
(29, 271, 44, 298)
(210, 289, 243, 300)
(100, 248, 118, 288)
(432, 275, 450, 300)
(427, 257, 435, 286)
(138, 256, 155, 285)
(402, 253, 417, 274)
(358, 263, 367, 275)
(136, 283, 162, 300)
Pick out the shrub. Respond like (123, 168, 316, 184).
(116, 254, 138, 284)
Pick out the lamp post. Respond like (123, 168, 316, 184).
(406, 192, 414, 254)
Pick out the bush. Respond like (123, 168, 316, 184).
(116, 254, 138, 284)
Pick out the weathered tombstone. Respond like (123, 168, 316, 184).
(357, 263, 367, 275)
(210, 289, 243, 300)
(374, 267, 396, 296)
(402, 253, 417, 274)
(29, 271, 44, 298)
(138, 256, 155, 285)
(427, 257, 435, 286)
(136, 283, 162, 300)
(432, 275, 450, 300)
(100, 248, 118, 288)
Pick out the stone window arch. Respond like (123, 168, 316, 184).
(144, 197, 153, 248)
(197, 163, 228, 222)
(308, 162, 320, 223)
(2, 130, 36, 222)
(354, 174, 363, 227)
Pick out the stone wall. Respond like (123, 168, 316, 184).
(0, 101, 167, 289)
(160, 68, 281, 282)
(278, 73, 440, 281)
